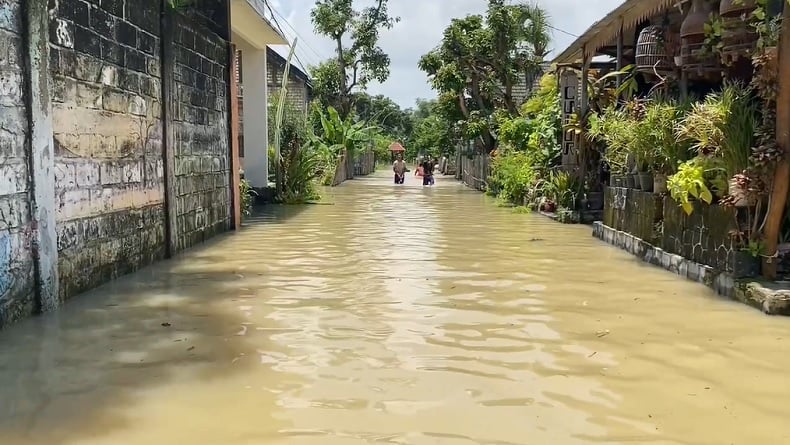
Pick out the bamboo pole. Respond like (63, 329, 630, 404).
(761, 4, 790, 279)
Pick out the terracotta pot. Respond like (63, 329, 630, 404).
(720, 0, 756, 17)
(729, 177, 756, 207)
(653, 174, 668, 194)
(681, 0, 713, 39)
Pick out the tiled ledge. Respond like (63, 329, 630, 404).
(593, 222, 790, 316)
(592, 221, 735, 297)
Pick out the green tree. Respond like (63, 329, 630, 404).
(418, 0, 551, 153)
(310, 0, 399, 119)
(353, 93, 412, 139)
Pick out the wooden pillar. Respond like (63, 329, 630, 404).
(762, 4, 790, 279)
(616, 20, 624, 88)
(580, 48, 590, 114)
(228, 43, 242, 230)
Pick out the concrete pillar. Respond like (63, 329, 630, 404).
(238, 42, 268, 188)
(25, 0, 59, 311)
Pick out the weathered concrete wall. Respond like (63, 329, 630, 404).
(0, 0, 234, 329)
(170, 13, 230, 251)
(0, 0, 37, 325)
(49, 0, 167, 299)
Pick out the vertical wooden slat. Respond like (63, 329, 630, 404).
(229, 44, 242, 230)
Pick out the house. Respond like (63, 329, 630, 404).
(230, 0, 288, 190)
(266, 47, 314, 113)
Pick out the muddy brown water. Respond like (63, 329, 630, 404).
(1, 172, 789, 445)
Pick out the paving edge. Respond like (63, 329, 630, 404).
(592, 222, 790, 315)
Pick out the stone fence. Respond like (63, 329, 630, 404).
(0, 0, 235, 328)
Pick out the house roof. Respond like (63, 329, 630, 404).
(389, 142, 406, 152)
(267, 47, 313, 90)
(552, 0, 681, 64)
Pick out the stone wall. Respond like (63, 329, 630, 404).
(170, 13, 230, 251)
(0, 0, 234, 329)
(0, 0, 36, 324)
(661, 198, 737, 272)
(602, 187, 740, 274)
(603, 187, 663, 245)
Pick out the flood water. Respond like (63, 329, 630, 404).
(1, 172, 790, 445)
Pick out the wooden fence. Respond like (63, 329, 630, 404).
(455, 152, 490, 191)
(331, 150, 375, 186)
(354, 151, 376, 176)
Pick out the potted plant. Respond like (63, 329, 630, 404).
(667, 156, 728, 215)
(644, 101, 690, 194)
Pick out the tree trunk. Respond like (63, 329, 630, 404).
(761, 3, 790, 279)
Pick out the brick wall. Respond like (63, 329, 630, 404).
(49, 0, 167, 299)
(0, 0, 36, 324)
(170, 13, 230, 251)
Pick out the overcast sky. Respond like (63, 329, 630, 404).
(266, 0, 623, 109)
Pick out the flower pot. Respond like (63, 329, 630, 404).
(629, 173, 640, 189)
(729, 177, 755, 207)
(731, 250, 761, 278)
(653, 173, 668, 194)
(638, 172, 654, 192)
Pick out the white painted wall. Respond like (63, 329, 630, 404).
(236, 39, 269, 187)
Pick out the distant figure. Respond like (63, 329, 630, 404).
(422, 158, 434, 186)
(393, 154, 406, 184)
(415, 157, 424, 178)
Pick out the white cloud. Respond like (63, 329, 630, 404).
(266, 0, 623, 108)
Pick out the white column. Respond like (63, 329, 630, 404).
(239, 42, 269, 187)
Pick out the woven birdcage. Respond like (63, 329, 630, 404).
(635, 26, 675, 74)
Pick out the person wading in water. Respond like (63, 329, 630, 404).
(393, 154, 406, 184)
(421, 157, 434, 186)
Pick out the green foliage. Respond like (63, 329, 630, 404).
(239, 176, 257, 216)
(488, 151, 536, 204)
(677, 82, 757, 178)
(418, 0, 552, 153)
(544, 170, 580, 209)
(642, 101, 691, 174)
(587, 107, 632, 175)
(310, 0, 399, 118)
(498, 73, 561, 167)
(307, 105, 373, 185)
(667, 157, 727, 215)
(354, 93, 412, 138)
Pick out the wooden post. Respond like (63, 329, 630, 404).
(229, 43, 242, 230)
(762, 3, 790, 279)
(616, 20, 624, 88)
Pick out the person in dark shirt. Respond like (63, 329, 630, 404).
(421, 158, 434, 186)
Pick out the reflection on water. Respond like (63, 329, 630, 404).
(1, 173, 789, 444)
